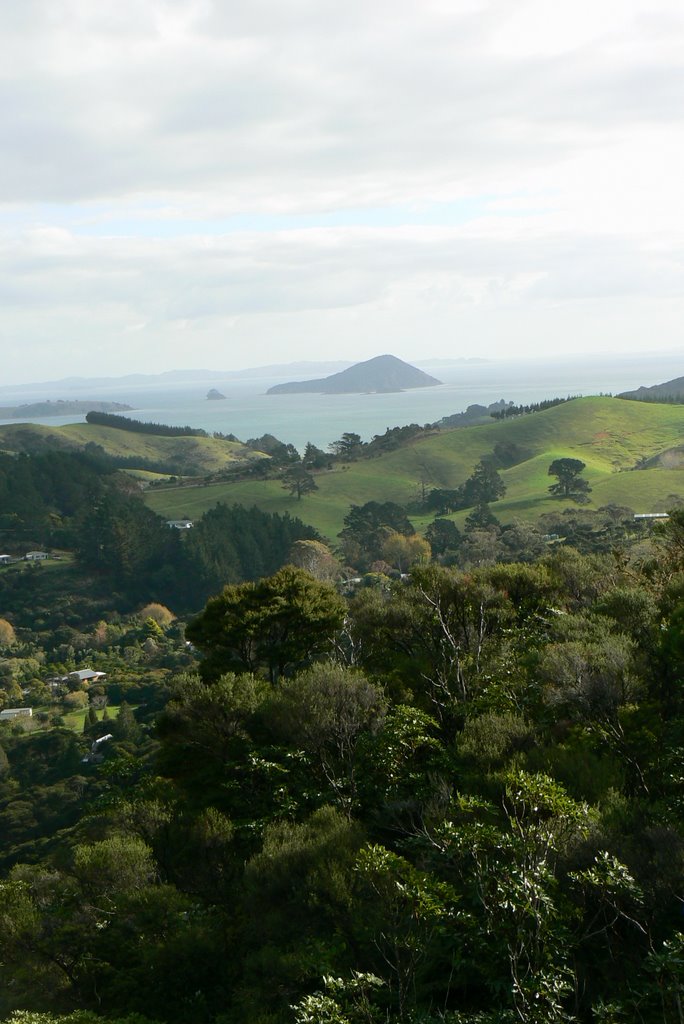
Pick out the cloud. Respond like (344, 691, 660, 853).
(1, 0, 683, 381)
(1, 0, 680, 207)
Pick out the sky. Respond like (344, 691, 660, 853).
(2, 0, 684, 384)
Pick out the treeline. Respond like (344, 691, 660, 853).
(74, 497, 320, 610)
(422, 457, 506, 516)
(435, 398, 510, 428)
(85, 411, 209, 436)
(0, 449, 319, 612)
(619, 392, 684, 405)
(81, 441, 191, 476)
(490, 395, 579, 419)
(0, 450, 115, 546)
(3, 517, 684, 1022)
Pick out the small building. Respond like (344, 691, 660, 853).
(25, 551, 49, 561)
(0, 554, 12, 565)
(92, 733, 114, 749)
(0, 707, 33, 720)
(167, 519, 194, 530)
(68, 669, 107, 685)
(634, 513, 670, 520)
(82, 733, 114, 764)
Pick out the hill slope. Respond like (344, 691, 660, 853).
(0, 422, 265, 476)
(146, 397, 684, 539)
(266, 354, 442, 394)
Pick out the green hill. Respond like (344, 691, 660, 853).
(145, 397, 684, 539)
(0, 421, 265, 477)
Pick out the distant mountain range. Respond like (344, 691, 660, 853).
(266, 354, 442, 395)
(0, 362, 354, 396)
(1, 358, 483, 396)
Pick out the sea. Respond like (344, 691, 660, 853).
(1, 352, 681, 452)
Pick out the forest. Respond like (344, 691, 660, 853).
(0, 435, 683, 1023)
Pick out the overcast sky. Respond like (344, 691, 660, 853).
(3, 0, 684, 383)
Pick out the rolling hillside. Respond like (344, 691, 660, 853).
(0, 421, 266, 476)
(145, 397, 684, 540)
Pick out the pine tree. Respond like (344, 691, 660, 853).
(84, 706, 98, 733)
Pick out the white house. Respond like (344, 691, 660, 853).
(68, 669, 107, 684)
(166, 519, 194, 530)
(0, 554, 12, 565)
(0, 707, 33, 720)
(25, 551, 49, 561)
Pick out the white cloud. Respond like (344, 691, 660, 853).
(1, 0, 683, 381)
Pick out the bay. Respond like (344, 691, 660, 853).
(0, 351, 681, 451)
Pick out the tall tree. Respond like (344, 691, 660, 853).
(281, 466, 318, 501)
(339, 501, 414, 569)
(287, 539, 340, 581)
(302, 442, 329, 469)
(548, 458, 592, 502)
(425, 518, 461, 557)
(329, 432, 365, 460)
(186, 566, 347, 682)
(462, 459, 507, 505)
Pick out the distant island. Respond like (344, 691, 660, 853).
(0, 399, 133, 418)
(266, 354, 442, 395)
(206, 389, 227, 400)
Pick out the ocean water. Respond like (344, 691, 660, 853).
(1, 352, 681, 451)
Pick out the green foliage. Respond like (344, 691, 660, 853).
(292, 972, 385, 1024)
(425, 518, 461, 558)
(491, 396, 578, 419)
(242, 807, 364, 1009)
(329, 433, 365, 460)
(283, 465, 319, 500)
(85, 411, 208, 437)
(303, 442, 330, 469)
(339, 502, 415, 569)
(424, 460, 505, 518)
(354, 844, 457, 1017)
(548, 458, 592, 502)
(458, 711, 533, 771)
(74, 491, 180, 598)
(181, 502, 319, 604)
(358, 705, 447, 808)
(266, 664, 386, 810)
(246, 433, 301, 465)
(0, 1013, 160, 1023)
(186, 566, 346, 682)
(6, 473, 684, 1023)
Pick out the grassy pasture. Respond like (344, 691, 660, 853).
(141, 396, 684, 540)
(63, 703, 134, 733)
(0, 421, 263, 476)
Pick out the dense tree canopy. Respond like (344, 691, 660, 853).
(185, 566, 347, 681)
(338, 501, 415, 569)
(3, 448, 684, 1024)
